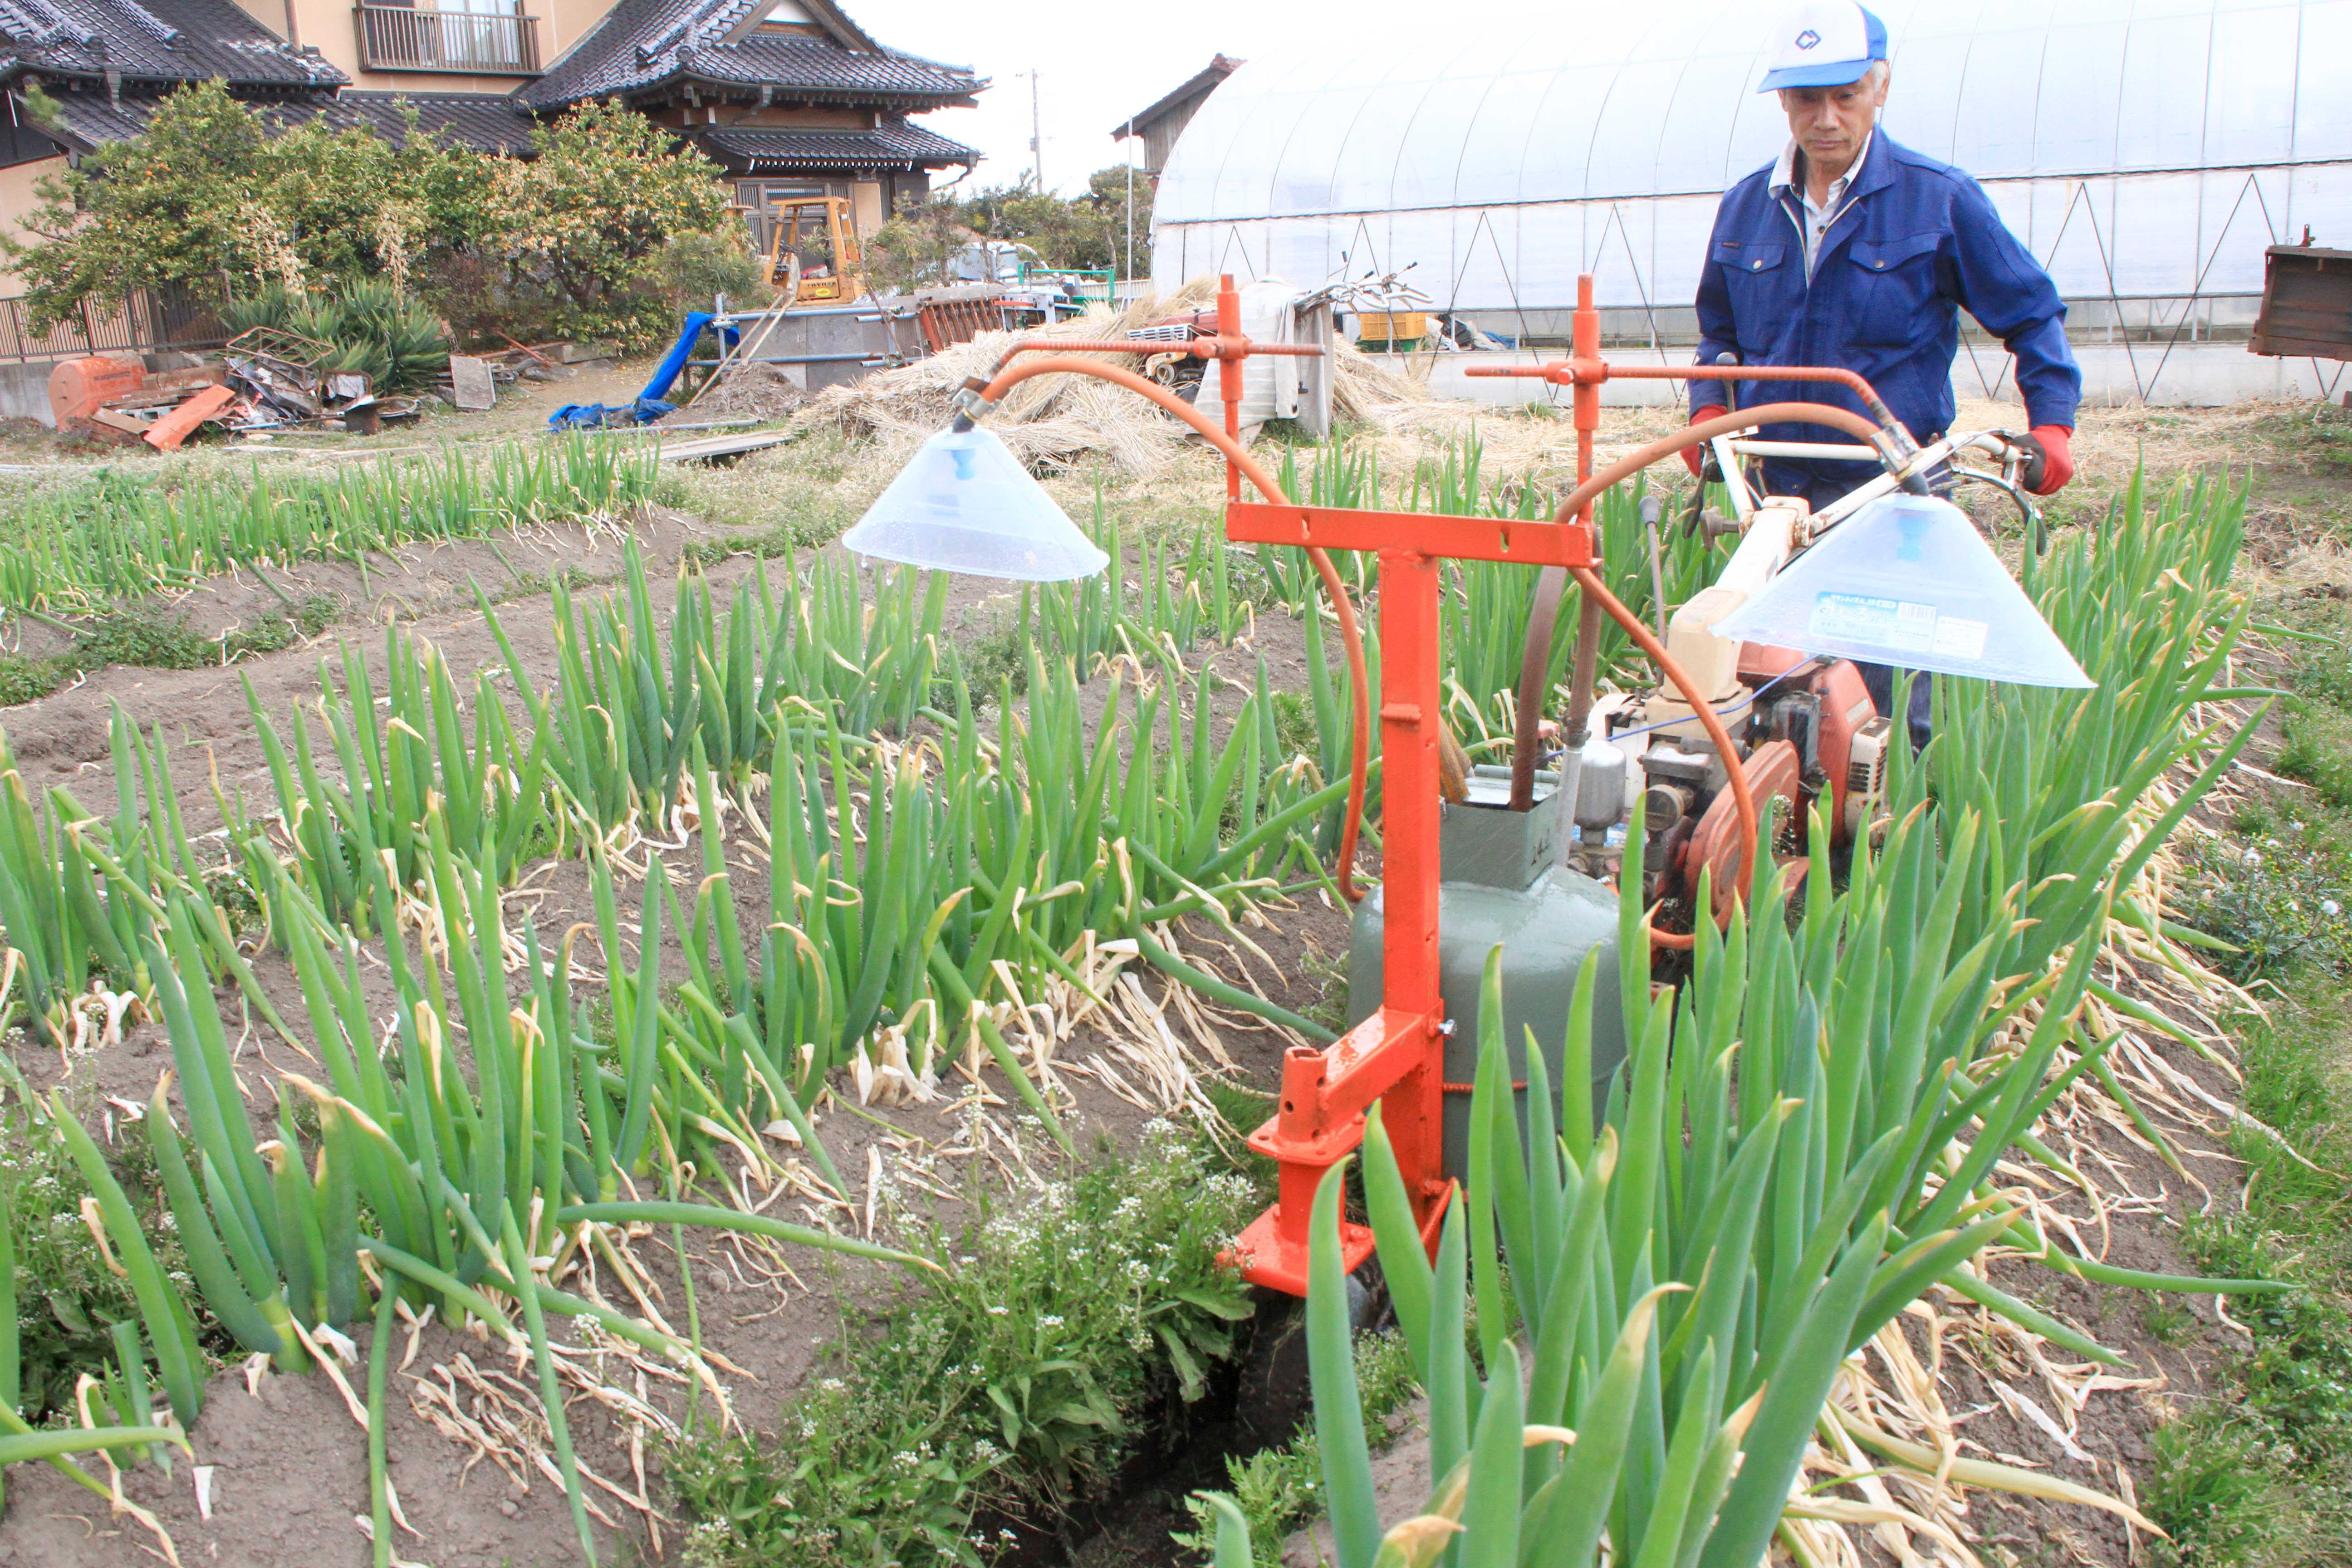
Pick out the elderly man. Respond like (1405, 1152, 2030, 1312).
(1685, 0, 2081, 737)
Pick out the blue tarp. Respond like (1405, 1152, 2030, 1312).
(549, 397, 676, 429)
(547, 312, 735, 431)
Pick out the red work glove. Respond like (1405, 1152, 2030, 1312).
(2019, 425, 2074, 495)
(1683, 406, 1727, 479)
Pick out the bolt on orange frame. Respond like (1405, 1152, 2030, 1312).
(954, 273, 1914, 1295)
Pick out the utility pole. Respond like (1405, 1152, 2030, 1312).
(1019, 70, 1043, 191)
(1124, 120, 1136, 283)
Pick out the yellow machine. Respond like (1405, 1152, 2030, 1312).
(761, 196, 864, 306)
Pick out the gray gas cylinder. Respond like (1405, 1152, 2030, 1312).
(1345, 766, 1628, 1174)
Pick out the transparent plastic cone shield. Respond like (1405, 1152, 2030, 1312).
(1713, 494, 2094, 688)
(840, 426, 1110, 582)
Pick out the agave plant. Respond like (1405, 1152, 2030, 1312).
(224, 278, 451, 392)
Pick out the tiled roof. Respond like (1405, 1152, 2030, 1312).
(700, 119, 975, 171)
(1111, 54, 1240, 140)
(28, 84, 533, 153)
(516, 0, 980, 111)
(29, 86, 150, 146)
(328, 90, 534, 152)
(0, 0, 342, 88)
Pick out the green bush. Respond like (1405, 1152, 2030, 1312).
(3, 82, 490, 333)
(1, 1090, 197, 1422)
(647, 230, 774, 314)
(483, 99, 739, 348)
(5, 85, 741, 349)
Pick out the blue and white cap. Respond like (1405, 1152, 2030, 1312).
(1759, 2, 1889, 91)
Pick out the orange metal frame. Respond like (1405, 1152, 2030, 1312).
(966, 273, 1905, 1296)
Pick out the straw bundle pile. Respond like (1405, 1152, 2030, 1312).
(795, 278, 1435, 478)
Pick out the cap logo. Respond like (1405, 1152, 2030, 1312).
(1795, 27, 1821, 48)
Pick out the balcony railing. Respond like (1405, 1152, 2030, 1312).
(353, 5, 542, 74)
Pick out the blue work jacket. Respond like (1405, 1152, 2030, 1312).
(1693, 132, 2080, 497)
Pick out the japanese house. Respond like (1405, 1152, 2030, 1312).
(0, 0, 985, 270)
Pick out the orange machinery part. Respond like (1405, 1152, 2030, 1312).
(966, 275, 1878, 1293)
(49, 354, 144, 426)
(1680, 737, 1803, 924)
(1737, 644, 1878, 841)
(143, 383, 236, 453)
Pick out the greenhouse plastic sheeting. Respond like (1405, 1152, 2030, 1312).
(1152, 0, 2352, 373)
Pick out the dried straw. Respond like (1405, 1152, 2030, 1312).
(792, 278, 1433, 480)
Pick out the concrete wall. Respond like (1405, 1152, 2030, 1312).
(0, 358, 51, 424)
(0, 351, 216, 429)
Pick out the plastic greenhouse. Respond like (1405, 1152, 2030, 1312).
(1149, 0, 2352, 406)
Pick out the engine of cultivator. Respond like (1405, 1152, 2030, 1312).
(845, 270, 2067, 1299)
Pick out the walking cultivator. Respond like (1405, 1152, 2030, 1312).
(845, 270, 2084, 1298)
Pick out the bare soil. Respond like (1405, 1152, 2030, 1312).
(0, 399, 2329, 1568)
(0, 482, 1352, 1567)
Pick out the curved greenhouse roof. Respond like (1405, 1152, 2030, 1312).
(1152, 0, 2352, 401)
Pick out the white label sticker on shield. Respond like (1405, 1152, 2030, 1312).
(1930, 615, 1988, 660)
(1808, 593, 1937, 655)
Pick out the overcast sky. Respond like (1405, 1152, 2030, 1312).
(867, 1, 1430, 198)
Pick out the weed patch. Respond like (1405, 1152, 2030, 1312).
(2175, 825, 2352, 979)
(76, 613, 216, 671)
(0, 1085, 200, 1421)
(2146, 603, 2352, 1562)
(0, 652, 71, 706)
(220, 594, 339, 659)
(666, 1122, 1265, 1567)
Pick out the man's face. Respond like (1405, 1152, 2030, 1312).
(1778, 69, 1888, 171)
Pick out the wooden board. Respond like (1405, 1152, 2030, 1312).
(448, 355, 498, 411)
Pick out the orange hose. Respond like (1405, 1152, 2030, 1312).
(975, 354, 1372, 902)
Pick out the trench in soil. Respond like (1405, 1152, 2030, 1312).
(1023, 1290, 1319, 1568)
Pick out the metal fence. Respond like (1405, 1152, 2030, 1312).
(0, 284, 230, 364)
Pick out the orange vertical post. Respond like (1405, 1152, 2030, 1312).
(1232, 542, 1453, 1293)
(1572, 272, 1600, 514)
(1374, 544, 1447, 1231)
(1219, 273, 1244, 504)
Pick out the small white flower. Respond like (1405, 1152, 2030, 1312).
(2325, 899, 2342, 917)
(1039, 1314, 1064, 1328)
